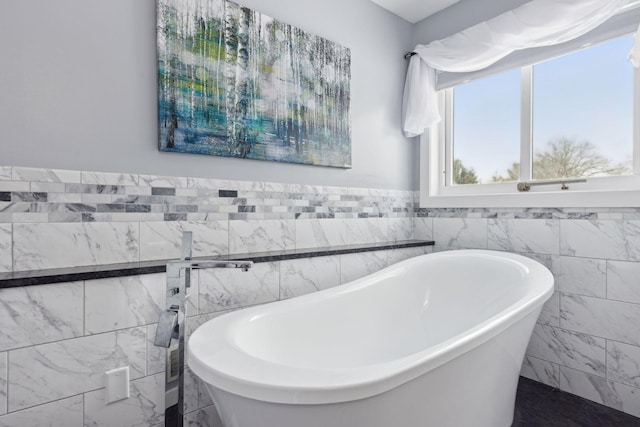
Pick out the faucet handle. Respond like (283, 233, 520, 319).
(154, 310, 178, 348)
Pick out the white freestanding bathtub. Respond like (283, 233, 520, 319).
(188, 250, 554, 427)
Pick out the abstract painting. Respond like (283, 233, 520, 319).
(157, 0, 352, 168)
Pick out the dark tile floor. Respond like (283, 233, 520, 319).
(513, 377, 640, 426)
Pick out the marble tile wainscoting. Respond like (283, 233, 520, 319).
(417, 207, 640, 420)
(0, 165, 430, 426)
(0, 165, 419, 273)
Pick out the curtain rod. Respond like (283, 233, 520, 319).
(404, 51, 417, 60)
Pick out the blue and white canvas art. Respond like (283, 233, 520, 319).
(157, 0, 352, 168)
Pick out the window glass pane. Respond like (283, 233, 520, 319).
(453, 69, 521, 185)
(532, 35, 633, 180)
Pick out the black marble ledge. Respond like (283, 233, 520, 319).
(0, 240, 434, 289)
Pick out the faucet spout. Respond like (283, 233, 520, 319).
(191, 260, 254, 271)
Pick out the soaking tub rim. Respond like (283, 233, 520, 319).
(188, 249, 553, 405)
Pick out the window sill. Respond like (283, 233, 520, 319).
(419, 188, 640, 208)
(419, 131, 640, 208)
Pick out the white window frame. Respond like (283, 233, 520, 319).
(420, 28, 640, 208)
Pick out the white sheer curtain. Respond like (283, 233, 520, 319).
(403, 0, 640, 138)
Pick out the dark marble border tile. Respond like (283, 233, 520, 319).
(0, 240, 435, 288)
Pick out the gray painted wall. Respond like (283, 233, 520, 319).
(412, 0, 529, 45)
(0, 0, 418, 190)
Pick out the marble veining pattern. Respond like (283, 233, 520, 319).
(423, 206, 640, 420)
(187, 177, 229, 190)
(229, 220, 294, 254)
(198, 262, 279, 314)
(138, 174, 188, 188)
(413, 217, 433, 241)
(4, 165, 640, 422)
(84, 274, 165, 335)
(388, 218, 414, 242)
(183, 367, 200, 415)
(139, 221, 229, 261)
(432, 218, 487, 249)
(556, 256, 606, 298)
(526, 325, 606, 376)
(0, 282, 83, 351)
(295, 219, 347, 249)
(517, 252, 559, 280)
(560, 366, 640, 418)
(560, 220, 640, 261)
(346, 218, 388, 244)
(560, 294, 640, 347)
(607, 260, 640, 304)
(520, 355, 560, 388)
(8, 327, 146, 411)
(606, 341, 640, 389)
(0, 225, 10, 273)
(387, 247, 429, 266)
(537, 292, 560, 327)
(280, 256, 341, 299)
(488, 219, 560, 255)
(0, 353, 6, 415)
(0, 166, 417, 226)
(12, 167, 81, 184)
(13, 222, 139, 271)
(0, 395, 83, 427)
(184, 405, 222, 427)
(81, 171, 139, 186)
(198, 379, 213, 410)
(83, 372, 164, 427)
(339, 250, 388, 284)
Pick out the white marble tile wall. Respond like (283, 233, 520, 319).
(488, 219, 560, 255)
(13, 222, 139, 271)
(0, 165, 418, 273)
(84, 274, 166, 335)
(0, 353, 6, 416)
(9, 327, 146, 411)
(0, 245, 427, 425)
(83, 373, 164, 427)
(0, 282, 84, 351)
(198, 262, 280, 313)
(433, 218, 487, 250)
(0, 225, 10, 273)
(427, 211, 640, 419)
(339, 250, 389, 284)
(388, 218, 414, 242)
(521, 355, 560, 388)
(414, 217, 433, 241)
(228, 219, 295, 253)
(139, 221, 229, 261)
(280, 256, 341, 299)
(0, 165, 429, 426)
(295, 218, 347, 249)
(607, 260, 640, 304)
(0, 395, 83, 427)
(560, 366, 640, 418)
(0, 168, 11, 181)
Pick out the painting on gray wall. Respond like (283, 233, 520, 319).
(157, 0, 352, 168)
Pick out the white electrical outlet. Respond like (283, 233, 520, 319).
(105, 366, 130, 404)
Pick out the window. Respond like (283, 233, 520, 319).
(423, 33, 640, 207)
(531, 36, 633, 181)
(453, 69, 521, 185)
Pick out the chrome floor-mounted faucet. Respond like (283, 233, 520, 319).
(154, 231, 253, 426)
